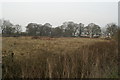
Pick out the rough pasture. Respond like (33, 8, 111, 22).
(31, 36, 56, 40)
(2, 37, 118, 78)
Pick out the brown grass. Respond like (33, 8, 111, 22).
(2, 37, 118, 78)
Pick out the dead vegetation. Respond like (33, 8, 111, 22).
(31, 36, 55, 40)
(2, 37, 118, 78)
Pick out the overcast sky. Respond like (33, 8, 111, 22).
(1, 1, 118, 31)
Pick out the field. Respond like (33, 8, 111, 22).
(2, 37, 118, 78)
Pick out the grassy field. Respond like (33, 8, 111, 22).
(2, 37, 118, 78)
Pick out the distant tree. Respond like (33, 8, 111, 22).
(36, 24, 43, 36)
(65, 22, 74, 37)
(106, 23, 118, 38)
(77, 23, 84, 37)
(1, 20, 16, 36)
(44, 23, 52, 28)
(26, 23, 52, 36)
(26, 23, 38, 36)
(72, 23, 79, 36)
(51, 27, 62, 37)
(0, 19, 2, 34)
(42, 23, 52, 36)
(14, 24, 22, 36)
(92, 25, 101, 36)
(59, 23, 67, 36)
(60, 21, 79, 37)
(85, 23, 101, 38)
(58, 22, 85, 37)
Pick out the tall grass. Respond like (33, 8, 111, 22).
(2, 37, 118, 78)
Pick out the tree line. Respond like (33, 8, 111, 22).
(0, 19, 118, 38)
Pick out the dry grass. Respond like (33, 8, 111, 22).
(2, 37, 118, 78)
